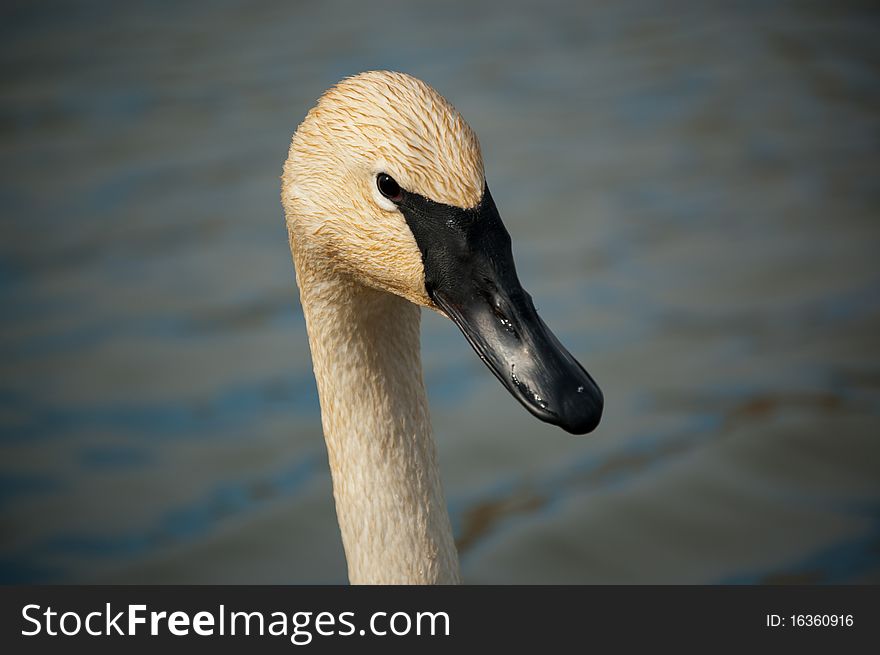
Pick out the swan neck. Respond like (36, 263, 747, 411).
(293, 251, 460, 584)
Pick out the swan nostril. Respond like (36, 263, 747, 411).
(486, 295, 517, 337)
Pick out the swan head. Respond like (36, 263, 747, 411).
(283, 71, 603, 435)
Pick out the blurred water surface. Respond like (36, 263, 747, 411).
(1, 0, 879, 583)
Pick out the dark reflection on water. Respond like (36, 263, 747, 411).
(1, 0, 879, 583)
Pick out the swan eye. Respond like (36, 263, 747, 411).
(376, 173, 403, 202)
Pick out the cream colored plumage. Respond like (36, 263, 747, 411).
(281, 71, 602, 585)
(281, 71, 483, 584)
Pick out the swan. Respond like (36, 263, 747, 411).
(281, 71, 603, 584)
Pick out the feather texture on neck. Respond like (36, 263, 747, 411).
(291, 241, 460, 584)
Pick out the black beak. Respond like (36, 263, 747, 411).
(397, 184, 603, 435)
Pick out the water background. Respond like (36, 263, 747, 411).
(2, 0, 879, 583)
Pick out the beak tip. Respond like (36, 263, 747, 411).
(557, 385, 604, 435)
(561, 410, 602, 435)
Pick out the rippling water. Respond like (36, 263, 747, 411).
(1, 0, 879, 583)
